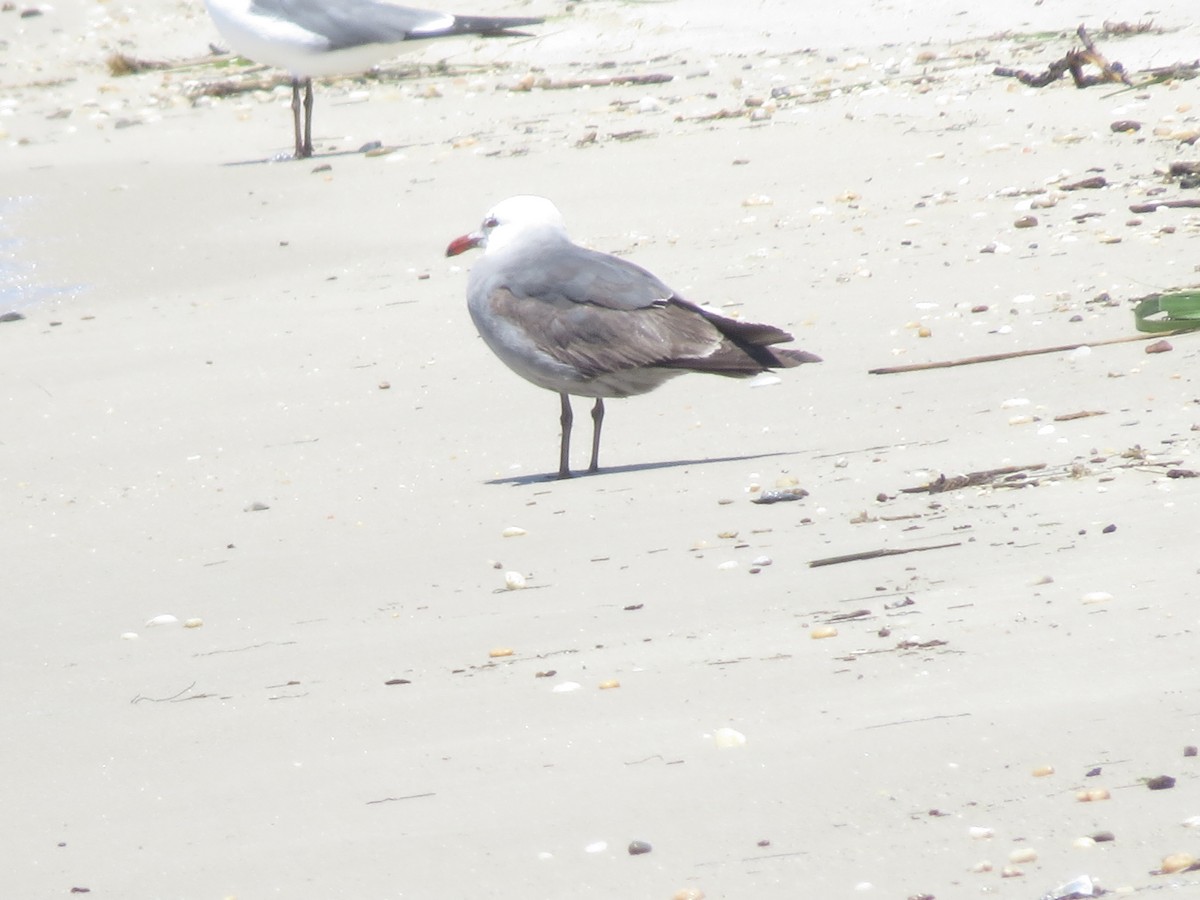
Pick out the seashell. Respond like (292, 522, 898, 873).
(504, 571, 527, 590)
(1009, 847, 1037, 864)
(917, 326, 931, 338)
(752, 555, 773, 567)
(598, 679, 620, 690)
(717, 561, 739, 571)
(1073, 836, 1096, 849)
(183, 618, 204, 629)
(1000, 865, 1024, 878)
(1031, 764, 1055, 777)
(145, 614, 178, 627)
(1161, 852, 1197, 874)
(970, 860, 993, 873)
(488, 647, 514, 658)
(552, 681, 581, 693)
(742, 194, 773, 207)
(672, 890, 705, 900)
(501, 526, 527, 537)
(1001, 398, 1030, 408)
(810, 626, 838, 640)
(1076, 787, 1110, 802)
(1081, 591, 1113, 604)
(712, 727, 746, 748)
(120, 632, 139, 641)
(584, 841, 608, 854)
(968, 826, 994, 840)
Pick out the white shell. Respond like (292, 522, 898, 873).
(712, 727, 746, 748)
(504, 571, 527, 590)
(120, 632, 139, 641)
(552, 681, 581, 693)
(584, 841, 608, 853)
(145, 614, 178, 627)
(501, 526, 527, 537)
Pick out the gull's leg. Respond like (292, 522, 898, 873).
(557, 393, 573, 479)
(301, 77, 314, 158)
(587, 398, 604, 473)
(290, 78, 305, 158)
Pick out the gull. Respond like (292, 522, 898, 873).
(446, 195, 822, 478)
(201, 0, 543, 158)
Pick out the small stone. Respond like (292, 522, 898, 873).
(1091, 831, 1115, 842)
(1031, 764, 1055, 777)
(1185, 745, 1197, 757)
(1160, 852, 1197, 874)
(1146, 774, 1176, 790)
(628, 840, 652, 855)
(1009, 847, 1037, 864)
(1146, 339, 1173, 354)
(971, 304, 989, 313)
(1111, 119, 1141, 132)
(1014, 215, 1038, 228)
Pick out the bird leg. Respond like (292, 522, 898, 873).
(588, 398, 604, 473)
(291, 77, 314, 159)
(302, 77, 314, 157)
(557, 393, 573, 479)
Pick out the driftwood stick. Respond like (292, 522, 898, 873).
(507, 73, 673, 91)
(1129, 198, 1200, 213)
(808, 542, 961, 569)
(869, 330, 1177, 375)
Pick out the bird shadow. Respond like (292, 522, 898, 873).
(484, 449, 800, 486)
(218, 142, 402, 167)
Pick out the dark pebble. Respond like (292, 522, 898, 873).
(1091, 830, 1116, 842)
(1102, 524, 1116, 534)
(1146, 775, 1176, 790)
(1185, 745, 1197, 757)
(628, 840, 652, 855)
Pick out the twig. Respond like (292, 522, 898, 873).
(869, 330, 1180, 375)
(900, 463, 1047, 494)
(131, 682, 197, 704)
(864, 712, 971, 730)
(366, 792, 436, 805)
(1129, 198, 1200, 213)
(808, 542, 961, 568)
(504, 72, 673, 91)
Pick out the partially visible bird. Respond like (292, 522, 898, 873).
(201, 0, 543, 158)
(446, 195, 822, 478)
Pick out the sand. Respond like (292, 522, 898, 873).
(3, 1, 1200, 897)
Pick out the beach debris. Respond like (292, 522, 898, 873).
(869, 330, 1182, 375)
(145, 614, 179, 627)
(810, 626, 838, 639)
(1134, 291, 1200, 332)
(900, 463, 1046, 494)
(1032, 764, 1055, 777)
(993, 25, 1132, 89)
(751, 487, 808, 504)
(501, 526, 526, 537)
(1039, 873, 1100, 900)
(503, 72, 673, 92)
(488, 647, 514, 658)
(808, 542, 961, 568)
(1146, 775, 1177, 790)
(1157, 852, 1200, 874)
(711, 727, 746, 748)
(503, 571, 526, 590)
(598, 679, 620, 689)
(628, 840, 652, 855)
(1077, 787, 1111, 802)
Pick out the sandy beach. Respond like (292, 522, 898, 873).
(3, 1, 1200, 897)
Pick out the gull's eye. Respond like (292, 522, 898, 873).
(483, 216, 499, 230)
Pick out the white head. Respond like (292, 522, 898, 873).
(445, 195, 568, 258)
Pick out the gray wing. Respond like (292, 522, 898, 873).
(508, 241, 678, 312)
(252, 0, 540, 50)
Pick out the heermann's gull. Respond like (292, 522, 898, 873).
(445, 195, 821, 479)
(201, 0, 543, 159)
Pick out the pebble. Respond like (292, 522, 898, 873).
(1077, 787, 1111, 802)
(628, 840, 652, 855)
(1009, 847, 1038, 864)
(598, 679, 620, 690)
(504, 571, 527, 590)
(552, 681, 581, 693)
(488, 647, 514, 658)
(1147, 775, 1176, 790)
(120, 632, 139, 641)
(1031, 764, 1055, 777)
(1014, 215, 1038, 228)
(1081, 591, 1113, 604)
(501, 526, 527, 537)
(584, 841, 608, 854)
(1160, 852, 1196, 874)
(810, 626, 838, 640)
(712, 727, 746, 748)
(968, 826, 994, 840)
(1146, 339, 1173, 354)
(183, 618, 204, 629)
(145, 614, 178, 627)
